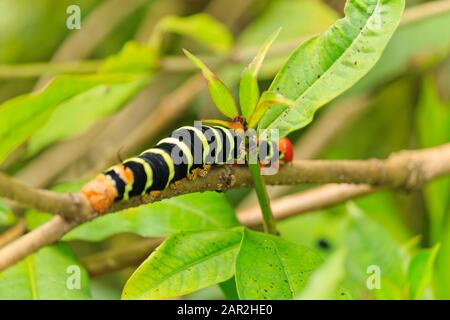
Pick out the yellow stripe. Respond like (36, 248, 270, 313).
(179, 126, 209, 163)
(124, 157, 154, 194)
(207, 126, 223, 164)
(143, 148, 175, 188)
(158, 137, 194, 172)
(215, 126, 234, 162)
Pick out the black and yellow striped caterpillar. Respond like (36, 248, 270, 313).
(81, 124, 292, 213)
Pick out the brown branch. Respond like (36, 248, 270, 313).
(0, 172, 91, 221)
(0, 143, 450, 271)
(238, 184, 375, 227)
(81, 238, 164, 277)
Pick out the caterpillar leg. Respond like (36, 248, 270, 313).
(187, 170, 198, 181)
(150, 191, 161, 200)
(170, 180, 182, 189)
(198, 165, 211, 177)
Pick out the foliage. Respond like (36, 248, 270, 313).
(0, 244, 91, 299)
(0, 0, 449, 301)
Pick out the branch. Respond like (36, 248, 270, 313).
(238, 184, 375, 227)
(0, 219, 27, 248)
(0, 143, 450, 271)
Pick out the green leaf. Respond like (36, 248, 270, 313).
(407, 243, 440, 300)
(27, 75, 150, 156)
(235, 229, 323, 300)
(239, 28, 280, 119)
(184, 49, 239, 119)
(219, 277, 239, 300)
(343, 202, 405, 299)
(0, 73, 143, 163)
(122, 228, 243, 300)
(353, 9, 450, 93)
(258, 0, 405, 138)
(150, 13, 233, 54)
(101, 41, 158, 73)
(0, 243, 91, 299)
(297, 249, 348, 300)
(65, 192, 240, 242)
(248, 91, 296, 128)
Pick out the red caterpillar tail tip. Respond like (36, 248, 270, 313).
(81, 174, 117, 213)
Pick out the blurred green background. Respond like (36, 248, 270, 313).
(0, 0, 449, 300)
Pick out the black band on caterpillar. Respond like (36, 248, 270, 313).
(81, 125, 278, 212)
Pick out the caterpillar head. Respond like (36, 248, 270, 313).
(278, 137, 293, 163)
(81, 174, 117, 214)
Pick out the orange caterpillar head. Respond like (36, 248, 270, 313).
(81, 174, 117, 214)
(81, 164, 134, 213)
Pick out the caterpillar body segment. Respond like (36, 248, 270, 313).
(81, 125, 289, 213)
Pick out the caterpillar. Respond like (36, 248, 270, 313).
(81, 124, 293, 213)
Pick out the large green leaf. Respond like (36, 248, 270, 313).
(219, 0, 337, 85)
(235, 229, 323, 300)
(258, 0, 405, 138)
(65, 192, 240, 241)
(407, 244, 440, 300)
(297, 249, 350, 300)
(122, 229, 243, 300)
(0, 243, 91, 299)
(0, 73, 143, 163)
(26, 75, 150, 156)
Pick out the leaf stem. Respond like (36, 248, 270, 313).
(248, 163, 278, 235)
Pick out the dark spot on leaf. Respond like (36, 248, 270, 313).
(317, 238, 331, 250)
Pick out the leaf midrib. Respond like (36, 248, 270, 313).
(136, 238, 241, 299)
